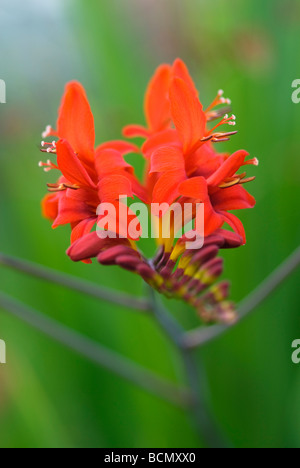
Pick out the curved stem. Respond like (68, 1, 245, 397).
(148, 289, 230, 447)
(180, 348, 231, 448)
(0, 291, 191, 408)
(148, 288, 183, 346)
(0, 252, 150, 312)
(183, 245, 300, 350)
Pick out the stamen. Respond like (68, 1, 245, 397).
(40, 139, 57, 154)
(218, 172, 256, 189)
(205, 90, 232, 113)
(47, 182, 80, 193)
(209, 130, 238, 143)
(218, 177, 241, 189)
(209, 114, 237, 135)
(206, 106, 232, 122)
(239, 176, 256, 185)
(38, 159, 59, 172)
(243, 157, 259, 166)
(42, 125, 57, 139)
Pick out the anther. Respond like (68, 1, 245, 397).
(42, 125, 52, 139)
(38, 159, 59, 172)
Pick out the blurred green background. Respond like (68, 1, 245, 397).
(0, 0, 300, 448)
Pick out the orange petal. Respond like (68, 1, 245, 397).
(145, 64, 172, 132)
(56, 139, 96, 188)
(71, 217, 96, 245)
(122, 125, 150, 139)
(179, 176, 208, 201)
(220, 211, 246, 244)
(96, 139, 140, 155)
(126, 172, 150, 204)
(211, 185, 256, 211)
(98, 174, 133, 202)
(203, 202, 224, 237)
(150, 146, 185, 174)
(172, 58, 198, 96)
(95, 149, 133, 177)
(41, 193, 59, 221)
(142, 129, 179, 159)
(179, 177, 224, 236)
(207, 150, 249, 187)
(52, 194, 94, 228)
(57, 81, 95, 161)
(169, 78, 206, 154)
(70, 218, 97, 264)
(152, 170, 185, 205)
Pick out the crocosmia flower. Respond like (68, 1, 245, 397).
(39, 82, 146, 261)
(40, 60, 257, 324)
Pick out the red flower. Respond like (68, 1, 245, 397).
(40, 82, 146, 257)
(145, 70, 257, 243)
(123, 58, 198, 139)
(39, 61, 258, 324)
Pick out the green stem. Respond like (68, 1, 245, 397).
(148, 289, 230, 448)
(0, 291, 191, 408)
(0, 252, 150, 312)
(182, 245, 300, 350)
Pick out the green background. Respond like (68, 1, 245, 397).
(0, 0, 299, 448)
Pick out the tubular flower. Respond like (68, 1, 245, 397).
(123, 59, 257, 245)
(67, 228, 243, 324)
(39, 82, 147, 260)
(123, 58, 198, 139)
(146, 74, 257, 245)
(40, 62, 257, 324)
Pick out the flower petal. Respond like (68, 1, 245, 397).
(41, 193, 59, 221)
(71, 217, 96, 245)
(220, 211, 246, 244)
(207, 150, 249, 187)
(150, 146, 185, 174)
(70, 217, 97, 264)
(214, 229, 244, 248)
(96, 140, 140, 154)
(56, 139, 96, 188)
(169, 78, 206, 154)
(145, 64, 172, 132)
(126, 173, 150, 204)
(122, 125, 150, 139)
(52, 194, 94, 228)
(95, 149, 133, 177)
(57, 81, 95, 160)
(179, 176, 208, 200)
(179, 177, 223, 236)
(142, 129, 179, 159)
(203, 203, 224, 236)
(211, 185, 256, 211)
(67, 231, 130, 262)
(172, 58, 198, 96)
(98, 245, 140, 266)
(152, 170, 186, 205)
(98, 175, 133, 202)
